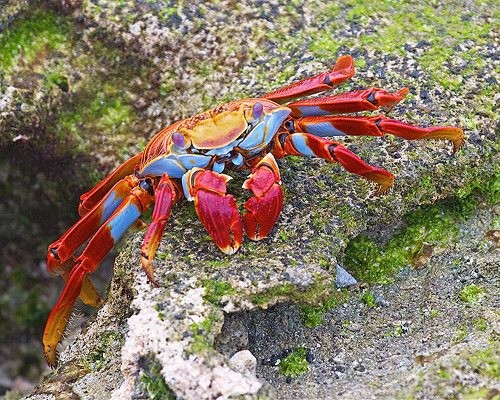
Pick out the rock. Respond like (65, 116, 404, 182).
(229, 350, 257, 376)
(374, 294, 389, 307)
(6, 1, 498, 399)
(335, 264, 358, 288)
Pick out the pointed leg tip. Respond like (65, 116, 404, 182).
(371, 183, 393, 197)
(398, 87, 410, 97)
(452, 128, 466, 153)
(44, 345, 58, 368)
(364, 171, 394, 197)
(148, 277, 160, 287)
(430, 126, 465, 153)
(220, 244, 240, 255)
(141, 256, 160, 287)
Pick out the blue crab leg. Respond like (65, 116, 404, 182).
(79, 152, 143, 215)
(47, 174, 140, 275)
(295, 115, 465, 153)
(43, 182, 153, 367)
(263, 55, 355, 104)
(140, 174, 181, 286)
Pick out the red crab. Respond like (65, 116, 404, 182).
(43, 55, 464, 366)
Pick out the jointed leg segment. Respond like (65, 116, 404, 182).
(288, 87, 409, 117)
(296, 115, 465, 153)
(43, 183, 153, 367)
(263, 55, 355, 103)
(140, 175, 181, 286)
(78, 152, 143, 215)
(274, 131, 394, 194)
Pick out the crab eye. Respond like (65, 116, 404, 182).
(172, 131, 187, 148)
(140, 179, 154, 195)
(252, 102, 263, 120)
(285, 120, 294, 132)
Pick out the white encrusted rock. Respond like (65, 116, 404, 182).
(229, 350, 258, 376)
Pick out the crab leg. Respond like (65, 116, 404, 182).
(58, 257, 104, 308)
(78, 152, 143, 216)
(140, 175, 181, 286)
(275, 132, 394, 195)
(288, 88, 409, 118)
(43, 183, 153, 367)
(242, 153, 283, 240)
(263, 55, 355, 104)
(47, 174, 140, 274)
(183, 168, 243, 255)
(295, 115, 465, 153)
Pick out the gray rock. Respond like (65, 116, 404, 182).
(335, 264, 358, 288)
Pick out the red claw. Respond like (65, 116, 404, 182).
(185, 169, 243, 255)
(243, 154, 283, 240)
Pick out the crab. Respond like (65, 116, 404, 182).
(43, 55, 464, 366)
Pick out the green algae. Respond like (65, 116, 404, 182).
(459, 284, 486, 304)
(279, 347, 309, 378)
(83, 330, 124, 371)
(189, 311, 219, 354)
(203, 279, 236, 305)
(251, 276, 342, 309)
(467, 345, 500, 379)
(343, 188, 483, 284)
(0, 10, 71, 72)
(140, 354, 176, 400)
(361, 291, 376, 308)
(400, 342, 500, 398)
(300, 289, 349, 328)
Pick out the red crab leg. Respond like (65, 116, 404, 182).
(47, 174, 140, 274)
(183, 168, 243, 255)
(242, 153, 283, 240)
(274, 132, 394, 195)
(263, 55, 355, 104)
(140, 175, 182, 286)
(296, 115, 465, 153)
(58, 257, 104, 308)
(78, 152, 143, 216)
(43, 183, 153, 367)
(288, 88, 409, 118)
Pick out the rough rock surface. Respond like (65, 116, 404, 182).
(0, 0, 497, 399)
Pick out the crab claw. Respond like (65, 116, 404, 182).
(183, 169, 243, 254)
(243, 154, 283, 240)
